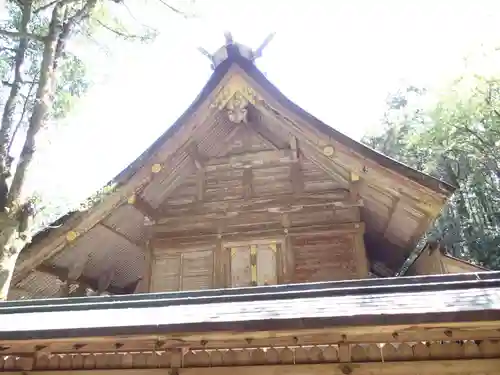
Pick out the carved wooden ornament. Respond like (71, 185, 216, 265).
(65, 231, 78, 243)
(226, 92, 249, 123)
(151, 164, 162, 174)
(210, 75, 260, 124)
(127, 195, 136, 205)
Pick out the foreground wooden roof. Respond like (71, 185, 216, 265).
(1, 272, 499, 373)
(10, 42, 456, 298)
(1, 271, 499, 341)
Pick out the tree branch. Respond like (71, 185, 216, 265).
(156, 0, 186, 16)
(2, 80, 37, 87)
(8, 77, 38, 156)
(95, 19, 144, 40)
(0, 29, 45, 42)
(53, 0, 98, 71)
(33, 0, 61, 14)
(34, 0, 81, 14)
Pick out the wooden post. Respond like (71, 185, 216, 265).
(214, 236, 226, 288)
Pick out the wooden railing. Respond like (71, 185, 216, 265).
(1, 340, 500, 371)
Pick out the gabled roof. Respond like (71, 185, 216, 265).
(11, 41, 456, 297)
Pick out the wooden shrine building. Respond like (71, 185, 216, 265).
(0, 35, 499, 375)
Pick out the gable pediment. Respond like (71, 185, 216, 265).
(132, 64, 450, 259)
(12, 54, 455, 297)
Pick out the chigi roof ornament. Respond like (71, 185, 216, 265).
(198, 31, 276, 70)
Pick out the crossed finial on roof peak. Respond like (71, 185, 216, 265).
(198, 32, 276, 70)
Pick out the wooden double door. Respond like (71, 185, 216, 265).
(150, 240, 282, 292)
(227, 242, 279, 287)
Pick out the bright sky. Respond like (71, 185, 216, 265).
(21, 0, 500, 219)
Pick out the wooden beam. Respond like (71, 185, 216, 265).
(99, 223, 145, 249)
(196, 169, 205, 202)
(288, 135, 303, 195)
(154, 203, 361, 234)
(349, 171, 361, 201)
(353, 232, 369, 278)
(280, 214, 295, 284)
(242, 168, 253, 200)
(152, 222, 365, 247)
(290, 163, 304, 194)
(289, 134, 299, 160)
(129, 195, 158, 221)
(159, 191, 353, 220)
(68, 282, 87, 297)
(257, 101, 448, 204)
(12, 148, 194, 286)
(205, 150, 298, 172)
(1, 319, 500, 355)
(409, 215, 434, 246)
(248, 117, 288, 149)
(190, 360, 500, 375)
(2, 359, 499, 374)
(188, 142, 205, 170)
(213, 237, 226, 288)
(281, 213, 291, 228)
(383, 194, 401, 236)
(301, 145, 350, 186)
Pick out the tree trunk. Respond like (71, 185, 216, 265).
(0, 0, 101, 300)
(0, 3, 65, 301)
(0, 3, 32, 172)
(0, 213, 25, 300)
(7, 3, 64, 207)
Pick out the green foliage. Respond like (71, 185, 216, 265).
(363, 60, 500, 269)
(1, 2, 91, 132)
(0, 0, 163, 223)
(53, 55, 90, 119)
(79, 182, 117, 211)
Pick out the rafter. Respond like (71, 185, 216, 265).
(128, 194, 158, 221)
(246, 113, 287, 149)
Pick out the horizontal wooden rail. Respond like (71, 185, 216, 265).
(1, 341, 500, 371)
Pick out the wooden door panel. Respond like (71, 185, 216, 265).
(230, 246, 251, 287)
(151, 255, 180, 292)
(181, 250, 214, 291)
(256, 243, 277, 286)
